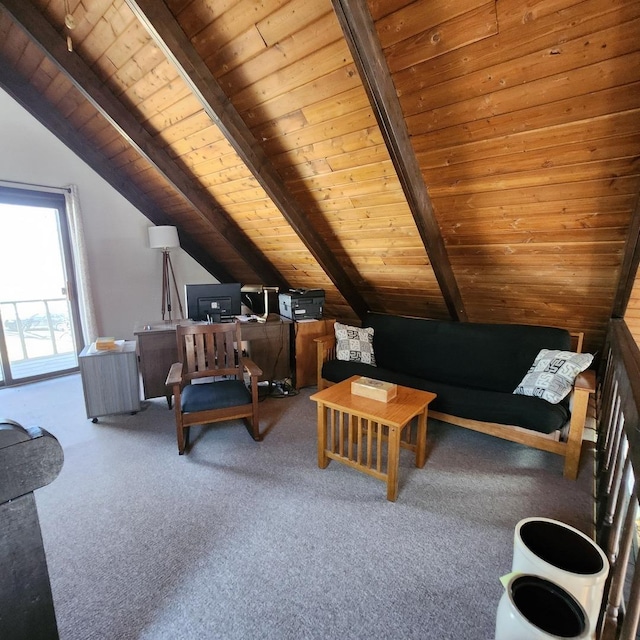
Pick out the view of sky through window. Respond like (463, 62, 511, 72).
(0, 203, 65, 304)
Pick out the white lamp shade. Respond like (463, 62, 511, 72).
(148, 225, 180, 249)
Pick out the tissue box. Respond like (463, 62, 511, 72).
(351, 377, 397, 402)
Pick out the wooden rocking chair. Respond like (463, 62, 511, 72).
(166, 322, 262, 454)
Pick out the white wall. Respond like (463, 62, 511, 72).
(0, 89, 216, 341)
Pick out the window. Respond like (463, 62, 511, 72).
(0, 185, 83, 385)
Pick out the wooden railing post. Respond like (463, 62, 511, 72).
(595, 319, 640, 640)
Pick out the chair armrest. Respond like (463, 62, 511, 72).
(314, 334, 336, 359)
(166, 362, 184, 388)
(574, 369, 596, 393)
(240, 357, 263, 378)
(315, 334, 336, 390)
(563, 368, 596, 479)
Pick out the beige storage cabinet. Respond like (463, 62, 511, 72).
(78, 341, 141, 422)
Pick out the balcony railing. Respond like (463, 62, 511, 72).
(595, 319, 640, 639)
(0, 298, 77, 381)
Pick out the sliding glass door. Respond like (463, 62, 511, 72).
(0, 186, 83, 385)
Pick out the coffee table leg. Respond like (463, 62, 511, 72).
(317, 403, 329, 469)
(415, 409, 428, 468)
(386, 425, 400, 501)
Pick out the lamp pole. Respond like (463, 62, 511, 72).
(161, 249, 183, 321)
(148, 226, 184, 322)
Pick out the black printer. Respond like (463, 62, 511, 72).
(278, 289, 324, 321)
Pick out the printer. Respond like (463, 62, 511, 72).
(278, 289, 324, 321)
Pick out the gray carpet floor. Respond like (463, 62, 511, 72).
(1, 373, 595, 639)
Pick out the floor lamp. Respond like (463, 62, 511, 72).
(148, 226, 184, 321)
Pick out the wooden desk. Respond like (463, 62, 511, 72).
(310, 376, 436, 501)
(134, 317, 292, 402)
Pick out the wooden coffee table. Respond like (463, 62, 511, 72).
(310, 376, 437, 501)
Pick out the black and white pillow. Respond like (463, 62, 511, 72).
(334, 322, 376, 366)
(513, 349, 593, 404)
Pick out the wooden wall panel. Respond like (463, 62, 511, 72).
(372, 0, 640, 350)
(257, 0, 329, 46)
(2, 0, 640, 342)
(391, 0, 637, 95)
(0, 6, 259, 288)
(171, 0, 449, 320)
(415, 111, 640, 170)
(218, 12, 338, 95)
(34, 0, 355, 316)
(245, 63, 362, 128)
(382, 2, 498, 72)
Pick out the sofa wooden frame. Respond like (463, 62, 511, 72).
(315, 331, 595, 480)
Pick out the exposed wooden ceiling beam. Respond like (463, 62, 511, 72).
(0, 0, 286, 290)
(124, 0, 370, 320)
(331, 0, 467, 322)
(0, 54, 234, 283)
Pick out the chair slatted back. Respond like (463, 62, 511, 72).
(177, 322, 243, 382)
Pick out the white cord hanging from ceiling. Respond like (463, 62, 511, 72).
(63, 0, 76, 51)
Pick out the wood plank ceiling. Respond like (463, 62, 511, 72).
(0, 0, 639, 353)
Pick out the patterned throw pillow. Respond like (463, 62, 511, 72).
(334, 322, 376, 366)
(513, 349, 593, 404)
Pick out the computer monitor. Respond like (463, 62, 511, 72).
(185, 283, 242, 323)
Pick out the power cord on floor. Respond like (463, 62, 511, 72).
(257, 378, 299, 400)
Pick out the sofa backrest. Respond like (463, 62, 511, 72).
(364, 313, 572, 393)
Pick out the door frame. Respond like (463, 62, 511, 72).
(0, 185, 84, 386)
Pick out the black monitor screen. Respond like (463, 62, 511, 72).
(185, 283, 242, 322)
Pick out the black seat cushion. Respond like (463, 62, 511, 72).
(181, 379, 252, 413)
(321, 360, 569, 434)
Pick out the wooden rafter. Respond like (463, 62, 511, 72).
(124, 0, 370, 320)
(0, 55, 234, 283)
(331, 0, 467, 321)
(0, 0, 287, 290)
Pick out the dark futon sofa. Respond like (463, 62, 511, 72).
(315, 313, 595, 479)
